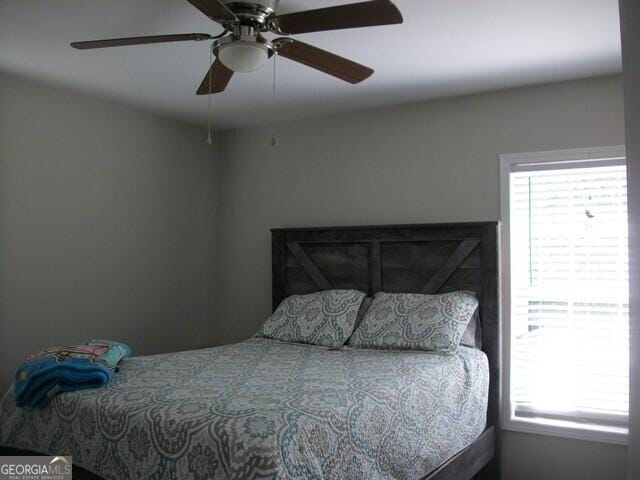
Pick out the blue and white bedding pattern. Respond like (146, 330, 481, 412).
(0, 338, 488, 480)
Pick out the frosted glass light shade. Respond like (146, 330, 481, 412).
(218, 42, 269, 73)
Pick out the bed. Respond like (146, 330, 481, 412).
(0, 222, 500, 479)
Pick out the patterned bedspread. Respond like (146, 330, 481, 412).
(0, 338, 488, 480)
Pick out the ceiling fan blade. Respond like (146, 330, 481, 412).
(71, 33, 211, 50)
(186, 0, 238, 22)
(275, 39, 373, 84)
(273, 0, 402, 35)
(197, 59, 234, 95)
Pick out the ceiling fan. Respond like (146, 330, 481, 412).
(70, 0, 403, 95)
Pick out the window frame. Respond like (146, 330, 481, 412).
(499, 145, 629, 445)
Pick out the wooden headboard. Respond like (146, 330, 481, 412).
(271, 222, 500, 429)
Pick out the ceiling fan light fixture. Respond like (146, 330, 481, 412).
(217, 42, 270, 73)
(71, 0, 404, 93)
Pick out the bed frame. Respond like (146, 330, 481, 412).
(272, 222, 500, 480)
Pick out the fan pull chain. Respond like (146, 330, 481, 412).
(270, 52, 278, 147)
(206, 46, 214, 145)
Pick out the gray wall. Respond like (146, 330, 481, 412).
(0, 72, 219, 390)
(216, 75, 627, 480)
(620, 0, 640, 478)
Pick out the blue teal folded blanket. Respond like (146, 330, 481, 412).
(15, 340, 131, 408)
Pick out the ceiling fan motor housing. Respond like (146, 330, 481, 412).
(221, 1, 279, 27)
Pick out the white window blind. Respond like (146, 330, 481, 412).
(508, 158, 629, 431)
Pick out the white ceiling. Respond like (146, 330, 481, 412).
(0, 0, 622, 130)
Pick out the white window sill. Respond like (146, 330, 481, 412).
(502, 416, 628, 445)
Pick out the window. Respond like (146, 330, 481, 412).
(500, 146, 629, 444)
